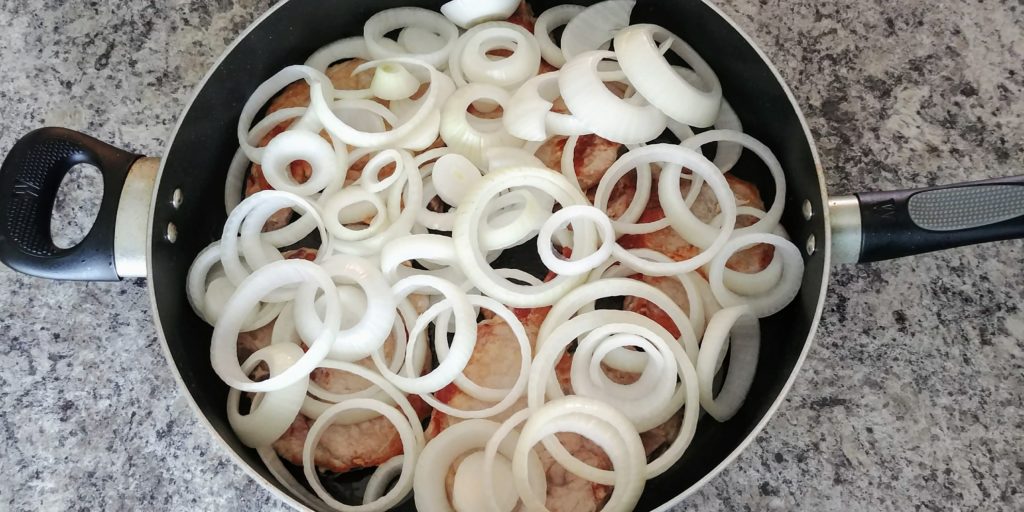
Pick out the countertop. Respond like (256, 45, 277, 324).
(0, 0, 1021, 510)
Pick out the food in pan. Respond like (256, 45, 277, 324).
(187, 1, 805, 510)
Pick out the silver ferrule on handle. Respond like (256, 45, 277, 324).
(113, 157, 158, 278)
(828, 195, 862, 264)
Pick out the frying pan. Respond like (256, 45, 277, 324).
(1, 0, 1021, 510)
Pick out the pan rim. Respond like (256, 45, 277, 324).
(147, 1, 833, 511)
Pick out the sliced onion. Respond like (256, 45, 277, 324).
(380, 234, 466, 286)
(707, 233, 804, 318)
(559, 51, 667, 144)
(398, 26, 446, 53)
(453, 167, 595, 308)
(303, 399, 419, 512)
(211, 259, 341, 393)
(260, 129, 339, 196)
(238, 65, 329, 164)
(537, 205, 615, 277)
(483, 146, 547, 172)
(414, 419, 544, 512)
(460, 23, 541, 90)
(359, 148, 411, 193)
(514, 396, 646, 512)
(304, 37, 372, 91)
(560, 0, 635, 61)
(534, 5, 585, 68)
(592, 141, 661, 235)
(615, 24, 722, 127)
(681, 129, 786, 239)
(710, 206, 787, 296)
(364, 7, 459, 70)
(412, 295, 530, 418)
(440, 82, 524, 167)
(505, 72, 589, 141)
(314, 58, 443, 150)
(226, 343, 308, 448)
(698, 306, 760, 421)
(441, 0, 519, 29)
(594, 250, 707, 340)
(373, 275, 475, 394)
(371, 62, 421, 101)
(292, 255, 397, 362)
(431, 154, 483, 206)
(364, 456, 406, 505)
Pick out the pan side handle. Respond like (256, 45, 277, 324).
(0, 127, 151, 281)
(829, 175, 1024, 264)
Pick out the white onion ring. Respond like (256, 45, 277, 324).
(614, 24, 723, 127)
(441, 0, 520, 29)
(534, 5, 585, 68)
(211, 259, 341, 393)
(514, 396, 647, 511)
(559, 51, 667, 144)
(364, 7, 459, 70)
(238, 65, 329, 164)
(226, 343, 308, 448)
(537, 205, 615, 277)
(707, 233, 804, 318)
(303, 399, 419, 512)
(453, 167, 595, 308)
(698, 306, 760, 421)
(460, 23, 541, 90)
(560, 0, 635, 61)
(440, 82, 524, 167)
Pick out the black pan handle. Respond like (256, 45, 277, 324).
(831, 175, 1024, 263)
(0, 127, 142, 281)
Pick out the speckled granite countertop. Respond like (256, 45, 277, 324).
(0, 1, 1021, 510)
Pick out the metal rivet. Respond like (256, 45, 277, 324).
(166, 223, 178, 244)
(171, 189, 183, 209)
(805, 233, 816, 256)
(802, 199, 814, 220)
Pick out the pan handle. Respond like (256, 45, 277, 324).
(0, 127, 150, 281)
(829, 175, 1024, 264)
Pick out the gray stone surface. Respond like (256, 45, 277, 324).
(0, 0, 1020, 511)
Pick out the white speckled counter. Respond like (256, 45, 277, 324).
(0, 1, 1021, 510)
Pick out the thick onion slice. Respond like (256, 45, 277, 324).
(534, 4, 585, 68)
(226, 343, 308, 448)
(441, 0, 519, 29)
(414, 419, 545, 512)
(380, 234, 466, 284)
(514, 396, 647, 512)
(211, 259, 341, 393)
(707, 233, 804, 318)
(698, 306, 760, 421)
(364, 456, 406, 505)
(364, 7, 459, 70)
(440, 82, 524, 167)
(453, 167, 596, 308)
(537, 205, 616, 277)
(559, 51, 667, 144)
(303, 399, 420, 512)
(710, 206, 787, 296)
(432, 154, 483, 206)
(260, 129, 339, 196)
(615, 24, 722, 127)
(460, 23, 541, 90)
(371, 61, 421, 101)
(560, 0, 635, 61)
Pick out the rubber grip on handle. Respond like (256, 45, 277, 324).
(0, 127, 141, 281)
(856, 175, 1024, 263)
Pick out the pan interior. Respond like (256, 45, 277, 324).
(149, 0, 828, 509)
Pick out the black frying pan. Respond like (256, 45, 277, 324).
(1, 1, 1022, 510)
